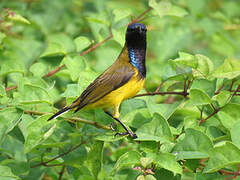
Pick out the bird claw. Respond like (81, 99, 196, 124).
(110, 122, 117, 131)
(114, 131, 138, 139)
(110, 122, 137, 139)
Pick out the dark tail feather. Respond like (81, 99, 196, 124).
(48, 106, 73, 121)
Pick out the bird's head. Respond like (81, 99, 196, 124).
(127, 23, 147, 34)
(126, 23, 147, 48)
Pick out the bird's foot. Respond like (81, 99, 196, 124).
(110, 122, 117, 131)
(110, 122, 137, 139)
(114, 132, 137, 139)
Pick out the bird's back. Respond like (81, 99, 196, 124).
(73, 45, 142, 112)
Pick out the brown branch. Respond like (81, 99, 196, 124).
(200, 107, 204, 122)
(5, 85, 17, 92)
(229, 81, 234, 92)
(24, 110, 111, 130)
(129, 7, 153, 25)
(215, 84, 225, 95)
(154, 81, 164, 93)
(134, 91, 189, 98)
(199, 84, 240, 126)
(200, 160, 240, 179)
(30, 140, 86, 168)
(232, 85, 240, 97)
(199, 107, 220, 125)
(42, 64, 66, 78)
(58, 165, 66, 180)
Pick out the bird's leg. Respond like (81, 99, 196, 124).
(104, 111, 137, 139)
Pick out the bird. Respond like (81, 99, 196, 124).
(48, 23, 147, 139)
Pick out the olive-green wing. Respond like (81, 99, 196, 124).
(73, 65, 135, 112)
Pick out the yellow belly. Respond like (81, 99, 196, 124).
(85, 73, 145, 111)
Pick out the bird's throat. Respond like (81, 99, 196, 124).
(128, 47, 146, 78)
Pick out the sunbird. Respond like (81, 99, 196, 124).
(48, 23, 147, 138)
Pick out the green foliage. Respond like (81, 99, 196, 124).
(1, 0, 240, 179)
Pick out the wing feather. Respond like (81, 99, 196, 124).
(73, 64, 135, 112)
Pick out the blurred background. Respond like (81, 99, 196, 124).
(1, 0, 240, 94)
(1, 0, 240, 179)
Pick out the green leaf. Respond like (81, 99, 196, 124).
(113, 151, 141, 173)
(1, 135, 26, 162)
(61, 144, 87, 168)
(0, 58, 25, 76)
(0, 165, 20, 180)
(175, 151, 209, 160)
(0, 84, 6, 97)
(190, 79, 216, 98)
(231, 120, 240, 148)
(29, 62, 48, 77)
(0, 32, 6, 44)
(156, 153, 182, 175)
(122, 108, 152, 128)
(63, 56, 85, 81)
(147, 97, 183, 120)
(137, 175, 156, 180)
(140, 157, 153, 169)
(113, 8, 131, 22)
(85, 141, 104, 179)
(17, 84, 52, 104)
(8, 13, 30, 24)
(194, 172, 223, 180)
(78, 69, 98, 94)
(61, 84, 78, 98)
(193, 54, 214, 78)
(173, 128, 213, 160)
(94, 133, 125, 142)
(172, 52, 198, 68)
(218, 103, 240, 130)
(217, 111, 236, 130)
(212, 58, 240, 79)
(214, 90, 231, 107)
(204, 142, 240, 173)
(0, 108, 23, 144)
(24, 114, 56, 153)
(40, 42, 66, 57)
(188, 89, 212, 106)
(74, 36, 91, 52)
(112, 28, 125, 47)
(3, 160, 29, 177)
(149, 0, 188, 18)
(136, 113, 173, 142)
(41, 33, 75, 57)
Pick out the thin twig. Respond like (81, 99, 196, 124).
(134, 91, 189, 98)
(199, 84, 240, 126)
(30, 141, 86, 168)
(199, 107, 220, 125)
(42, 64, 66, 78)
(215, 84, 225, 95)
(229, 80, 234, 92)
(200, 107, 204, 122)
(24, 110, 110, 130)
(5, 85, 17, 92)
(155, 81, 164, 93)
(232, 85, 240, 97)
(200, 160, 240, 179)
(58, 165, 66, 180)
(128, 7, 153, 25)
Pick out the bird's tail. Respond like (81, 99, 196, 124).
(48, 103, 77, 121)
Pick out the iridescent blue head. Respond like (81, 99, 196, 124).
(126, 23, 147, 77)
